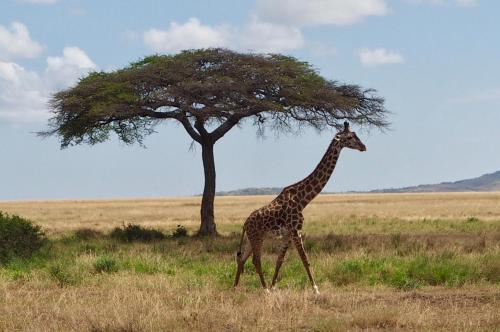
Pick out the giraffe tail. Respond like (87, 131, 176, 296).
(236, 227, 246, 259)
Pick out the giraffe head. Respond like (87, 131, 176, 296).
(335, 122, 366, 151)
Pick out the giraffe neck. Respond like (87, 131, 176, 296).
(293, 139, 343, 209)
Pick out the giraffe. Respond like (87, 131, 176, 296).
(233, 122, 366, 294)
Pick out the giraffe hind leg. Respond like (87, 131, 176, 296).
(248, 233, 268, 290)
(271, 236, 291, 288)
(233, 241, 251, 288)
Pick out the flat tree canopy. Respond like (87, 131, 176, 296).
(41, 48, 388, 236)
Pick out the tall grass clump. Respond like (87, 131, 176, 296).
(110, 224, 166, 242)
(48, 263, 81, 287)
(93, 255, 119, 273)
(0, 211, 46, 264)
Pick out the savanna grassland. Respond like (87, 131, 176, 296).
(1, 192, 499, 331)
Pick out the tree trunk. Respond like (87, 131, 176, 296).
(198, 140, 217, 236)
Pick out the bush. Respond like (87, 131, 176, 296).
(0, 211, 46, 264)
(110, 224, 166, 242)
(94, 255, 119, 273)
(172, 225, 188, 238)
(73, 228, 102, 240)
(48, 263, 77, 287)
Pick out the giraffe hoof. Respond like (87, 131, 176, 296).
(313, 285, 320, 295)
(265, 288, 271, 294)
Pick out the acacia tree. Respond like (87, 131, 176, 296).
(41, 48, 388, 236)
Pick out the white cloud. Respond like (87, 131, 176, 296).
(0, 47, 97, 123)
(144, 18, 230, 53)
(0, 61, 47, 122)
(255, 0, 389, 26)
(46, 46, 97, 88)
(240, 18, 304, 53)
(0, 22, 43, 60)
(17, 0, 58, 4)
(358, 48, 404, 67)
(143, 17, 305, 54)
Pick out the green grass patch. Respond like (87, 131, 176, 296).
(93, 255, 119, 273)
(324, 253, 500, 289)
(2, 223, 499, 290)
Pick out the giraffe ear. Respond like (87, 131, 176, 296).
(343, 121, 350, 132)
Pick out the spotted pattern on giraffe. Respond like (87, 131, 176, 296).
(233, 122, 367, 294)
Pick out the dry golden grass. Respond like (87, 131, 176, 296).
(1, 192, 500, 331)
(1, 277, 499, 331)
(1, 192, 499, 235)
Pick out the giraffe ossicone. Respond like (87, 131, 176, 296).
(233, 122, 367, 293)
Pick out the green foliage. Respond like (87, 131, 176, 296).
(110, 224, 166, 242)
(48, 263, 79, 287)
(41, 48, 388, 148)
(0, 211, 47, 264)
(93, 255, 119, 273)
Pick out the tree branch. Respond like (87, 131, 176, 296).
(194, 118, 210, 139)
(210, 114, 243, 141)
(177, 114, 202, 143)
(139, 108, 203, 142)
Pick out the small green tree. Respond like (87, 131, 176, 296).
(41, 48, 388, 236)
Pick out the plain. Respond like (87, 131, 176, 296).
(1, 192, 499, 331)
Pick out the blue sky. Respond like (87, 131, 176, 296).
(0, 0, 499, 200)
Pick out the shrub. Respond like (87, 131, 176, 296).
(172, 225, 188, 238)
(94, 255, 119, 273)
(0, 211, 46, 264)
(48, 263, 75, 287)
(466, 216, 479, 223)
(73, 228, 102, 240)
(110, 224, 166, 242)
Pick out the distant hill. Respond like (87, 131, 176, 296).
(214, 170, 500, 196)
(216, 187, 283, 196)
(215, 187, 336, 196)
(371, 170, 500, 193)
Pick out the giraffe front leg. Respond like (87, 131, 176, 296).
(292, 231, 319, 294)
(271, 236, 291, 289)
